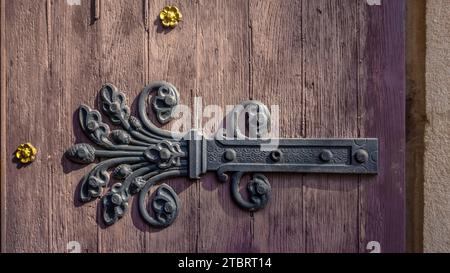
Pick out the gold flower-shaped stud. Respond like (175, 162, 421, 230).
(15, 143, 38, 164)
(159, 5, 182, 28)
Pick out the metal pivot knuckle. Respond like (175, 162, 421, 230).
(66, 81, 378, 229)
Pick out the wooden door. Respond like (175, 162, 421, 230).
(0, 0, 405, 253)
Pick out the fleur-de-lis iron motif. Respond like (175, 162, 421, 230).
(66, 81, 378, 229)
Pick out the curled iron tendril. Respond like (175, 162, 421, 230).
(66, 82, 185, 228)
(230, 172, 271, 212)
(66, 84, 277, 229)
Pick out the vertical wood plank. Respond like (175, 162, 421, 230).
(49, 0, 102, 253)
(302, 0, 360, 253)
(358, 0, 406, 253)
(144, 0, 198, 253)
(249, 0, 305, 253)
(196, 0, 252, 252)
(3, 0, 51, 252)
(0, 0, 6, 253)
(96, 0, 147, 253)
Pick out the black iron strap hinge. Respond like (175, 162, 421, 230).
(65, 82, 378, 228)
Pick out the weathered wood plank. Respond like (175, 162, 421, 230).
(249, 0, 305, 253)
(97, 0, 147, 253)
(144, 0, 198, 253)
(0, 0, 6, 253)
(0, 0, 8, 252)
(196, 0, 252, 252)
(49, 0, 102, 253)
(3, 0, 51, 252)
(358, 0, 406, 253)
(302, 0, 360, 253)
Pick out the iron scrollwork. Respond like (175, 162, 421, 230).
(66, 81, 378, 229)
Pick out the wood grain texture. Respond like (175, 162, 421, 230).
(3, 0, 51, 252)
(302, 0, 360, 253)
(358, 0, 406, 253)
(249, 0, 305, 252)
(0, 0, 406, 253)
(196, 0, 253, 253)
(145, 0, 198, 253)
(0, 0, 6, 252)
(49, 0, 102, 253)
(97, 0, 147, 253)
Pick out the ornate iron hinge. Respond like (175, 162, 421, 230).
(65, 82, 378, 228)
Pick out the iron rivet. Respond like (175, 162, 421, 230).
(320, 149, 333, 162)
(77, 148, 87, 157)
(159, 148, 171, 160)
(270, 150, 282, 162)
(224, 149, 236, 162)
(355, 149, 369, 164)
(164, 203, 175, 213)
(109, 102, 120, 112)
(111, 194, 123, 205)
(86, 121, 97, 131)
(164, 96, 176, 106)
(256, 184, 268, 195)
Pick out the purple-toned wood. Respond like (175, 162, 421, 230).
(249, 0, 305, 252)
(302, 0, 360, 253)
(48, 0, 103, 253)
(196, 0, 253, 253)
(0, 0, 6, 252)
(0, 0, 406, 253)
(97, 0, 148, 253)
(358, 0, 406, 253)
(144, 0, 198, 253)
(3, 0, 53, 252)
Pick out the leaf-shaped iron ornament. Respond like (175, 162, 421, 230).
(66, 81, 379, 229)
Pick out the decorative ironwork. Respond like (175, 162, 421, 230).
(66, 81, 378, 229)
